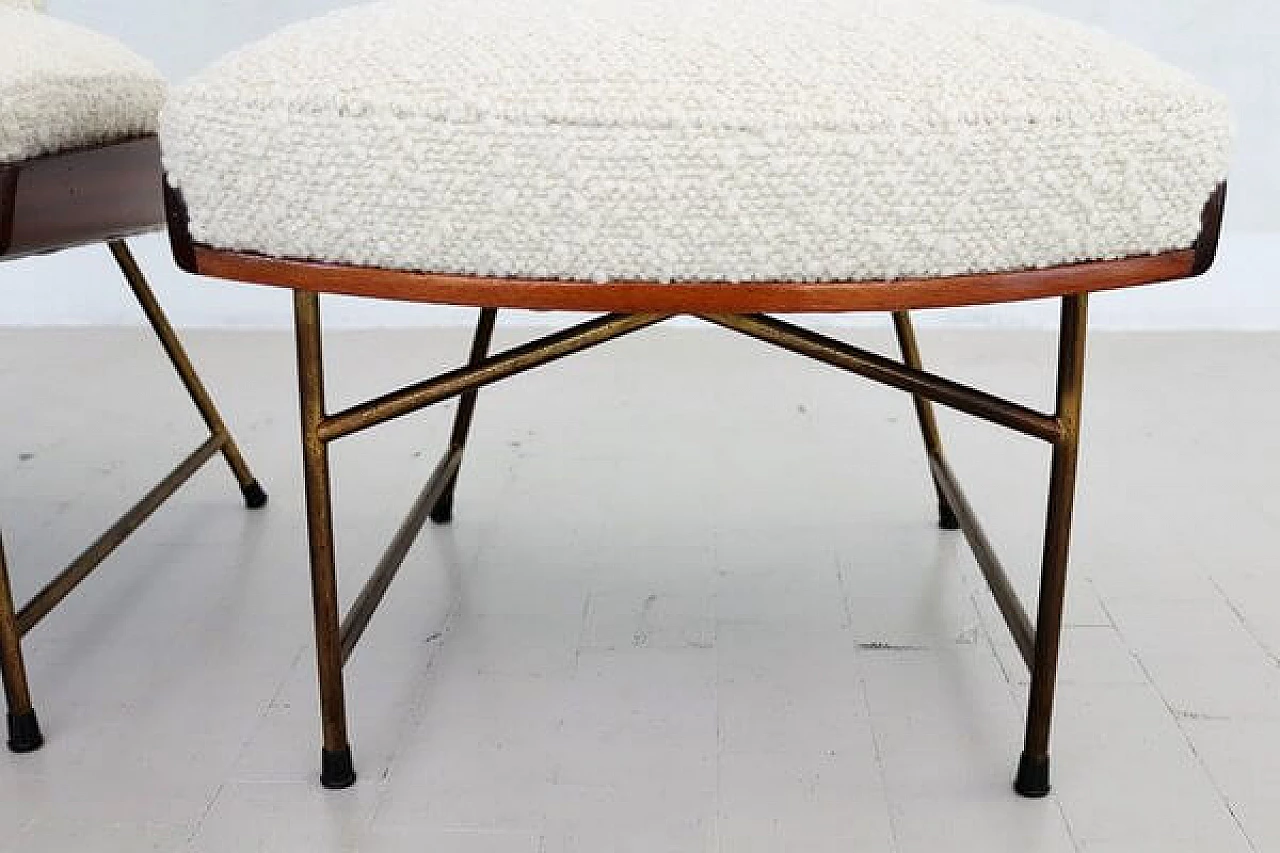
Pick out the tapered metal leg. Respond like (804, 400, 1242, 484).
(109, 240, 267, 509)
(0, 532, 41, 753)
(430, 308, 498, 523)
(1015, 294, 1089, 798)
(293, 290, 355, 789)
(891, 312, 959, 529)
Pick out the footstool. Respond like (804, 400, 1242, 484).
(159, 0, 1230, 793)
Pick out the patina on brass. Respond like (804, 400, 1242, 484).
(698, 312, 1062, 442)
(318, 311, 670, 442)
(292, 293, 674, 788)
(0, 533, 38, 752)
(17, 434, 226, 637)
(892, 311, 961, 531)
(110, 241, 262, 493)
(430, 307, 499, 524)
(289, 292, 1091, 798)
(1017, 293, 1088, 797)
(0, 240, 265, 754)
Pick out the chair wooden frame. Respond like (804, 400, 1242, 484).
(166, 180, 1225, 794)
(0, 137, 266, 754)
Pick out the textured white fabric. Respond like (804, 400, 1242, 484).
(0, 1, 45, 10)
(0, 9, 165, 164)
(161, 0, 1231, 284)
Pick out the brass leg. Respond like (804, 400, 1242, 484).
(891, 311, 960, 530)
(705, 307, 1092, 795)
(0, 242, 269, 755)
(284, 308, 664, 786)
(0, 532, 41, 752)
(430, 308, 499, 523)
(109, 240, 267, 509)
(293, 290, 355, 789)
(274, 299, 1091, 794)
(1015, 294, 1089, 798)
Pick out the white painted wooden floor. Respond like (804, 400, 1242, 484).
(1, 323, 1277, 852)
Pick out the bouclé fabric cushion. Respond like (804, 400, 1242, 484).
(1, 8, 165, 164)
(161, 0, 1231, 284)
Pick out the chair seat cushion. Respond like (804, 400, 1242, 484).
(161, 0, 1231, 284)
(0, 9, 165, 165)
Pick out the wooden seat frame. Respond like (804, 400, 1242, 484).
(0, 137, 266, 755)
(166, 178, 1225, 795)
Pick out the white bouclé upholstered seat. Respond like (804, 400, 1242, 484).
(160, 0, 1230, 285)
(0, 2, 166, 164)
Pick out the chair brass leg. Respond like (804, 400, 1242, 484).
(430, 308, 498, 523)
(0, 532, 41, 752)
(0, 243, 268, 756)
(1015, 294, 1089, 798)
(108, 240, 267, 509)
(891, 311, 959, 529)
(293, 290, 355, 789)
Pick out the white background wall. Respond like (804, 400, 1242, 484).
(2, 0, 1276, 329)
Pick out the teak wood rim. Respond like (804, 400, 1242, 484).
(167, 182, 1226, 313)
(1, 137, 164, 261)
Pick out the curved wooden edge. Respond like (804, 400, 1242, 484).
(0, 137, 164, 261)
(187, 246, 1197, 313)
(0, 168, 16, 257)
(1193, 183, 1227, 277)
(167, 181, 1224, 313)
(163, 178, 198, 273)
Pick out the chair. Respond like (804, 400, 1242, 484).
(158, 0, 1230, 793)
(0, 1, 266, 753)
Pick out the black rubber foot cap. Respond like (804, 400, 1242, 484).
(938, 501, 960, 531)
(1014, 752, 1051, 798)
(242, 481, 269, 510)
(321, 747, 357, 789)
(7, 710, 44, 753)
(429, 496, 454, 525)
